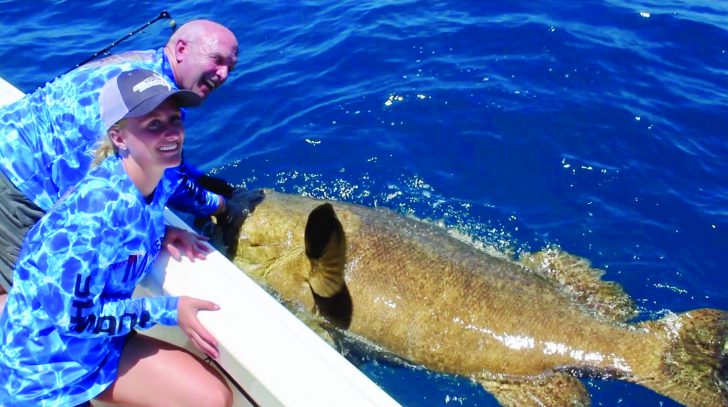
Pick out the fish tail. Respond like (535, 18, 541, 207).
(636, 309, 728, 406)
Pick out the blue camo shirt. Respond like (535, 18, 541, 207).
(0, 48, 220, 215)
(0, 155, 179, 406)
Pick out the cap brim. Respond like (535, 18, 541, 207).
(125, 89, 202, 119)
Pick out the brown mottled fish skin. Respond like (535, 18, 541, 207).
(230, 190, 727, 406)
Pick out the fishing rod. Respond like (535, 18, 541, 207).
(58, 10, 176, 79)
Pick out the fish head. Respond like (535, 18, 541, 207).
(233, 189, 312, 278)
(204, 189, 357, 306)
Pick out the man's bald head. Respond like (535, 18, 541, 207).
(167, 20, 236, 49)
(165, 20, 238, 99)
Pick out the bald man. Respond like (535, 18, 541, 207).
(0, 20, 245, 290)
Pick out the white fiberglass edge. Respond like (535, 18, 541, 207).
(0, 77, 400, 407)
(0, 77, 24, 104)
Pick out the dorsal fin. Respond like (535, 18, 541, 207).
(519, 247, 638, 323)
(305, 203, 347, 298)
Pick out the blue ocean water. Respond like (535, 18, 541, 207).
(1, 1, 727, 405)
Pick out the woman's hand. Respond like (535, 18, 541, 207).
(164, 225, 211, 262)
(178, 296, 221, 359)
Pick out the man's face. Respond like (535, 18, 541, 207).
(176, 27, 238, 99)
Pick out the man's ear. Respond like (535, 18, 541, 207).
(175, 39, 188, 63)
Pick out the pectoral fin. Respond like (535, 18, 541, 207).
(480, 373, 590, 407)
(305, 203, 346, 297)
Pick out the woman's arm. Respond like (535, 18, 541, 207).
(25, 186, 177, 337)
(163, 225, 211, 262)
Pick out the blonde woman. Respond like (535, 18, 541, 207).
(0, 69, 232, 406)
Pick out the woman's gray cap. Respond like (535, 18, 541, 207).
(99, 69, 201, 131)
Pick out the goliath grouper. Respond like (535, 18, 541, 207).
(203, 189, 727, 406)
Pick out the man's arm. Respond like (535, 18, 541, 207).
(165, 162, 227, 216)
(165, 163, 264, 256)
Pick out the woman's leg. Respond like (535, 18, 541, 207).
(0, 293, 7, 315)
(95, 333, 233, 407)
